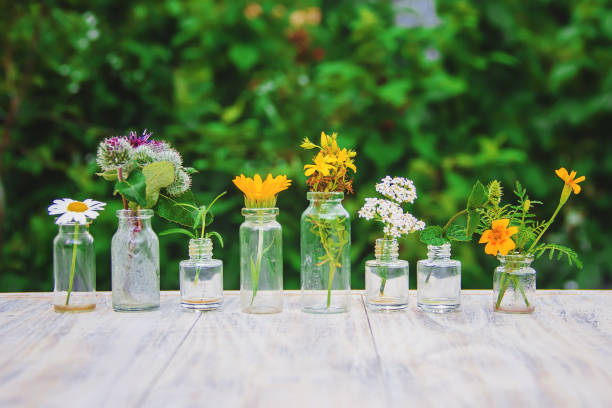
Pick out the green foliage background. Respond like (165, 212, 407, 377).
(1, 0, 610, 292)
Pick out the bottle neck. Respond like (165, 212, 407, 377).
(427, 243, 451, 260)
(242, 208, 278, 223)
(57, 223, 90, 234)
(189, 238, 213, 260)
(116, 209, 153, 229)
(375, 238, 399, 261)
(498, 253, 533, 268)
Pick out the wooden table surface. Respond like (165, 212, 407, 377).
(1, 290, 611, 408)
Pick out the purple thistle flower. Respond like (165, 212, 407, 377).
(127, 129, 154, 148)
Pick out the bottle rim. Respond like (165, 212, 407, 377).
(497, 252, 534, 262)
(116, 209, 154, 219)
(306, 191, 344, 201)
(241, 207, 279, 217)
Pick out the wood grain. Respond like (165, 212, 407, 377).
(0, 291, 610, 407)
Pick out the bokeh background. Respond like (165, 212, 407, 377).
(1, 0, 610, 292)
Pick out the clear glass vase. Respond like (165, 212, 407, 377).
(240, 208, 283, 314)
(365, 238, 409, 311)
(53, 223, 96, 312)
(300, 192, 351, 314)
(493, 253, 536, 313)
(111, 209, 160, 312)
(417, 243, 461, 313)
(180, 237, 223, 310)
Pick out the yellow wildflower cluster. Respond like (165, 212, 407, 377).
(233, 173, 292, 208)
(300, 132, 357, 193)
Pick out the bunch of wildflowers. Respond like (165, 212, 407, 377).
(96, 130, 193, 203)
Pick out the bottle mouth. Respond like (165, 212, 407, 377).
(57, 221, 92, 227)
(307, 192, 344, 201)
(116, 209, 154, 219)
(497, 252, 534, 262)
(241, 208, 279, 217)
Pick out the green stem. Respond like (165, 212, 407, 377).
(442, 208, 468, 234)
(527, 201, 563, 254)
(495, 271, 510, 309)
(65, 223, 79, 306)
(327, 261, 336, 308)
(516, 276, 531, 307)
(251, 218, 264, 306)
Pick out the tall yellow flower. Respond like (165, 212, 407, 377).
(233, 173, 292, 208)
(479, 218, 519, 256)
(304, 152, 336, 176)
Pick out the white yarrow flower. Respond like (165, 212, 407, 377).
(360, 176, 425, 239)
(48, 198, 106, 225)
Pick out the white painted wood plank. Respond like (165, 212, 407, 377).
(141, 293, 387, 408)
(366, 290, 612, 407)
(0, 292, 199, 408)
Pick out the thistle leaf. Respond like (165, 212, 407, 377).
(115, 170, 147, 207)
(143, 161, 175, 208)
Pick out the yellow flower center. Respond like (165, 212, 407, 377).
(67, 201, 88, 212)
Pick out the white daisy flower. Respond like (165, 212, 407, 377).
(48, 198, 106, 225)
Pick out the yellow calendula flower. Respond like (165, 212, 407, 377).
(304, 151, 336, 176)
(479, 218, 518, 256)
(233, 173, 292, 208)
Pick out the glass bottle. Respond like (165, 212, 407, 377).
(417, 243, 461, 313)
(493, 253, 536, 313)
(53, 223, 96, 312)
(240, 208, 283, 314)
(111, 209, 160, 312)
(300, 192, 351, 314)
(365, 238, 409, 311)
(180, 237, 223, 310)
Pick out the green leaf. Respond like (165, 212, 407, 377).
(467, 181, 488, 210)
(533, 243, 583, 269)
(115, 171, 147, 207)
(183, 167, 198, 174)
(96, 169, 118, 181)
(228, 44, 259, 72)
(193, 210, 203, 230)
(157, 191, 198, 227)
(205, 211, 214, 226)
(206, 231, 224, 248)
(420, 226, 448, 245)
(142, 161, 175, 208)
(446, 224, 470, 241)
(159, 228, 196, 239)
(466, 210, 481, 238)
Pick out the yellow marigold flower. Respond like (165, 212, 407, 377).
(300, 137, 318, 150)
(555, 167, 585, 195)
(233, 173, 291, 208)
(304, 151, 336, 177)
(479, 218, 519, 256)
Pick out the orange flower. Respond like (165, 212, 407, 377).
(233, 173, 291, 208)
(479, 219, 519, 256)
(555, 167, 585, 195)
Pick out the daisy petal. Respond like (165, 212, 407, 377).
(84, 210, 100, 219)
(56, 212, 75, 225)
(74, 213, 88, 225)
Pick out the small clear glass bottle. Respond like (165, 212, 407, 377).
(493, 253, 536, 313)
(53, 223, 96, 312)
(111, 209, 160, 312)
(300, 192, 351, 314)
(180, 237, 223, 310)
(240, 208, 283, 314)
(417, 243, 461, 313)
(365, 238, 409, 311)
